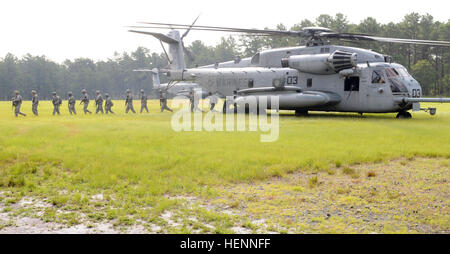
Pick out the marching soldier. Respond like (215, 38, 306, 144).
(105, 93, 114, 114)
(68, 91, 77, 115)
(189, 88, 203, 112)
(52, 92, 62, 115)
(208, 92, 219, 112)
(188, 88, 195, 112)
(159, 89, 173, 112)
(31, 90, 39, 116)
(140, 89, 149, 113)
(80, 89, 92, 114)
(12, 90, 26, 117)
(125, 89, 136, 114)
(95, 90, 104, 114)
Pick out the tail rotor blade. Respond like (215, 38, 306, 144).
(181, 14, 201, 40)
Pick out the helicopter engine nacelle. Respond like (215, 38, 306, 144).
(281, 50, 357, 75)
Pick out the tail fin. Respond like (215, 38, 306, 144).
(150, 68, 161, 89)
(132, 68, 161, 89)
(129, 30, 186, 70)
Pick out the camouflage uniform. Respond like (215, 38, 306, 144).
(31, 90, 39, 116)
(159, 89, 173, 112)
(52, 92, 62, 115)
(95, 91, 104, 114)
(80, 89, 92, 114)
(140, 89, 149, 113)
(125, 90, 136, 114)
(105, 94, 114, 114)
(189, 89, 202, 112)
(208, 92, 219, 112)
(12, 91, 26, 117)
(189, 89, 195, 112)
(68, 92, 77, 115)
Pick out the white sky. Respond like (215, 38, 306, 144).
(1, 0, 448, 62)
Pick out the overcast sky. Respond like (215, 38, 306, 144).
(1, 0, 448, 62)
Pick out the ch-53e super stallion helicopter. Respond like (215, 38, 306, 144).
(128, 19, 450, 118)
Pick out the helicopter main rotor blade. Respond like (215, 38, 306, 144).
(128, 26, 275, 36)
(135, 22, 302, 36)
(320, 32, 450, 47)
(132, 22, 450, 47)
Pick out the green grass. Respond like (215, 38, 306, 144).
(0, 100, 449, 233)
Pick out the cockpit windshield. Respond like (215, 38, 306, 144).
(395, 67, 410, 77)
(385, 68, 399, 77)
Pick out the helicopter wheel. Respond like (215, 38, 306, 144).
(396, 111, 412, 119)
(295, 110, 309, 117)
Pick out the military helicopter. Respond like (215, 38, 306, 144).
(128, 20, 450, 118)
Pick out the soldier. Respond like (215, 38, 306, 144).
(31, 90, 39, 116)
(52, 92, 62, 115)
(12, 90, 26, 117)
(140, 89, 149, 113)
(80, 89, 92, 114)
(68, 91, 77, 115)
(189, 88, 203, 112)
(95, 90, 104, 114)
(188, 88, 195, 112)
(105, 93, 114, 114)
(125, 89, 136, 114)
(159, 89, 173, 112)
(208, 92, 219, 112)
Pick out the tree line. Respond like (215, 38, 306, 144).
(1, 12, 449, 100)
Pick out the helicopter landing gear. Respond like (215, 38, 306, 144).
(295, 110, 309, 117)
(396, 111, 412, 119)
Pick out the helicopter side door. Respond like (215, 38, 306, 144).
(362, 68, 398, 112)
(343, 75, 360, 111)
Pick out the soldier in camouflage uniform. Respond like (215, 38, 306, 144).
(95, 90, 104, 114)
(68, 91, 77, 115)
(140, 89, 149, 113)
(125, 89, 136, 114)
(159, 89, 173, 112)
(31, 90, 39, 116)
(208, 92, 219, 112)
(52, 92, 62, 115)
(104, 93, 114, 114)
(80, 89, 92, 114)
(189, 88, 203, 112)
(12, 90, 26, 117)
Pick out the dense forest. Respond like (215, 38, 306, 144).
(1, 12, 449, 100)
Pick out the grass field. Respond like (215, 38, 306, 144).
(0, 100, 449, 233)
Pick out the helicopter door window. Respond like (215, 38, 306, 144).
(344, 77, 360, 91)
(307, 78, 312, 88)
(248, 79, 254, 88)
(372, 70, 385, 84)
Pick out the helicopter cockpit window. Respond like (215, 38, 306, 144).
(395, 68, 410, 77)
(385, 68, 399, 78)
(372, 70, 385, 84)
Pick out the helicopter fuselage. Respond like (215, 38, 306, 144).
(169, 59, 422, 113)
